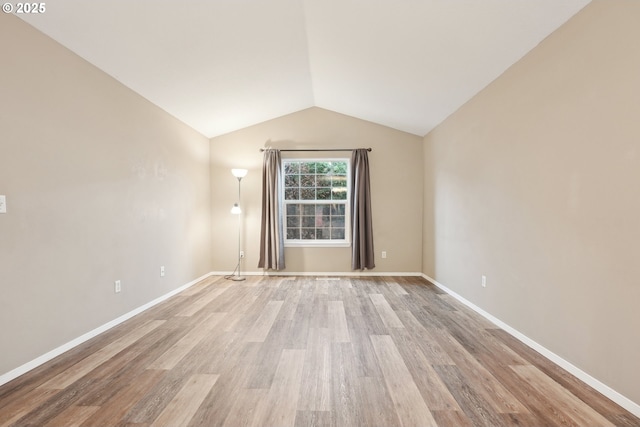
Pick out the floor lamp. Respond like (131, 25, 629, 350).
(229, 168, 247, 281)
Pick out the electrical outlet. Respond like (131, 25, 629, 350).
(0, 195, 6, 214)
(381, 251, 387, 259)
(240, 251, 245, 258)
(160, 266, 165, 277)
(481, 275, 487, 288)
(114, 280, 121, 293)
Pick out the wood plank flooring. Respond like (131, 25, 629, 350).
(1, 275, 638, 427)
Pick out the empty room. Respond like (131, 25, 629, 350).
(1, 1, 639, 426)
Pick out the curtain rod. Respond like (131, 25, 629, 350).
(259, 148, 372, 152)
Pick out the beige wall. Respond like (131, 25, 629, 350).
(0, 15, 211, 376)
(423, 0, 640, 405)
(210, 107, 423, 274)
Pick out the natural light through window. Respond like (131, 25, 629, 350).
(282, 159, 350, 247)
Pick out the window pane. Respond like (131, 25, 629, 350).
(285, 203, 347, 242)
(284, 162, 299, 174)
(287, 204, 300, 215)
(284, 175, 299, 187)
(287, 216, 300, 227)
(300, 174, 315, 187)
(300, 163, 315, 174)
(331, 187, 347, 200)
(302, 216, 315, 227)
(317, 188, 331, 200)
(331, 216, 345, 227)
(301, 228, 315, 239)
(285, 188, 299, 200)
(316, 162, 330, 174)
(317, 177, 332, 187)
(317, 228, 331, 239)
(332, 176, 347, 185)
(301, 188, 315, 200)
(331, 204, 345, 216)
(333, 162, 347, 175)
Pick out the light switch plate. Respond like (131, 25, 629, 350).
(0, 195, 6, 213)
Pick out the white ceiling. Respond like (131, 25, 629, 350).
(19, 0, 590, 138)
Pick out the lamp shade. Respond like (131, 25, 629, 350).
(231, 203, 241, 214)
(231, 168, 248, 178)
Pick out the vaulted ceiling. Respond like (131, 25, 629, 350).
(19, 0, 590, 138)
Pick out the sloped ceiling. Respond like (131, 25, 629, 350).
(19, 0, 590, 138)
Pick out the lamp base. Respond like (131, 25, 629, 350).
(230, 275, 246, 281)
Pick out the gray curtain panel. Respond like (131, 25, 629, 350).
(258, 149, 286, 270)
(351, 149, 375, 270)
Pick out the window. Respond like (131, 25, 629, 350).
(282, 159, 350, 246)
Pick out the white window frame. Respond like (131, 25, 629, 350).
(282, 157, 351, 247)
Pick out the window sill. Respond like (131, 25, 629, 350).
(285, 241, 351, 248)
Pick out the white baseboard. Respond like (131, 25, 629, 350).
(0, 272, 213, 388)
(211, 270, 423, 277)
(421, 273, 640, 418)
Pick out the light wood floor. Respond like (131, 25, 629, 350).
(1, 276, 638, 427)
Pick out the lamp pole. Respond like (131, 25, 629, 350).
(230, 169, 247, 281)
